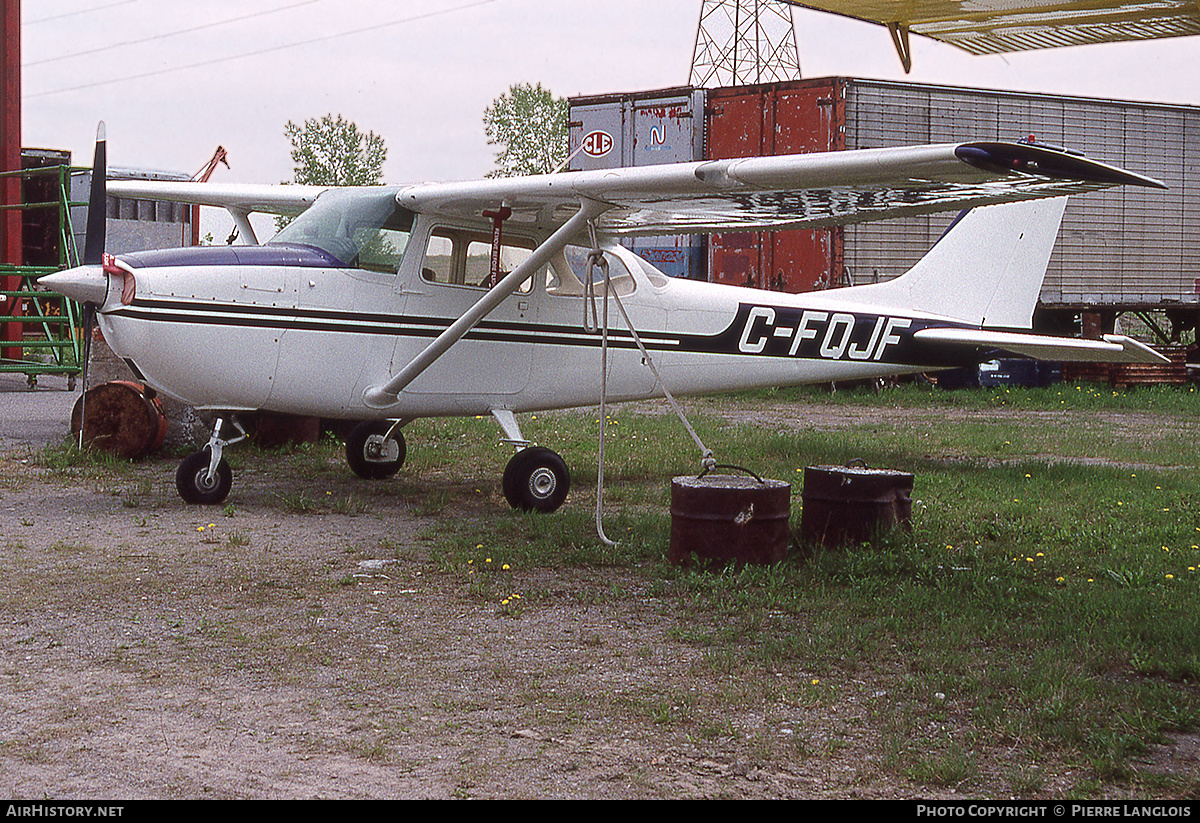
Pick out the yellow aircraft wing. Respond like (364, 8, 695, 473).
(783, 1, 1200, 70)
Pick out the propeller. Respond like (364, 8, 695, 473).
(76, 122, 107, 448)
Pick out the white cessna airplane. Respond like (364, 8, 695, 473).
(41, 129, 1166, 512)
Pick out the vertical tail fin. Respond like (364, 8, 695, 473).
(847, 197, 1068, 329)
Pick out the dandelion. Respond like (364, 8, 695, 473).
(1025, 473, 1031, 478)
(1166, 574, 1175, 580)
(811, 679, 819, 686)
(502, 564, 510, 570)
(1055, 576, 1065, 584)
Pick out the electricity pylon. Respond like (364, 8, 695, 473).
(690, 0, 802, 87)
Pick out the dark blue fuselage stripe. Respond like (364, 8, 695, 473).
(106, 298, 983, 367)
(107, 300, 677, 351)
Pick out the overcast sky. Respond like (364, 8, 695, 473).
(20, 1, 1200, 192)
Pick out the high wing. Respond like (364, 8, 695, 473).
(108, 180, 327, 216)
(108, 141, 1163, 242)
(782, 1, 1200, 70)
(399, 141, 1163, 237)
(108, 180, 328, 245)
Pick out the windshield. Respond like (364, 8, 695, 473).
(270, 188, 414, 272)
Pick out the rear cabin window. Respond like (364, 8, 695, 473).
(552, 246, 637, 297)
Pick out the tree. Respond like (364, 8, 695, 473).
(483, 83, 568, 178)
(284, 114, 387, 186)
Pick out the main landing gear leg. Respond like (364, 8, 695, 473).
(493, 410, 570, 514)
(176, 416, 247, 505)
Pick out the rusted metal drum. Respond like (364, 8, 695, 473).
(669, 472, 792, 566)
(800, 462, 913, 549)
(70, 380, 168, 459)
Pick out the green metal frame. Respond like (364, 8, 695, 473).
(0, 163, 84, 387)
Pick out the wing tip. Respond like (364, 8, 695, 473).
(957, 142, 1167, 189)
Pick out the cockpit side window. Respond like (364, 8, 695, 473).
(420, 227, 535, 293)
(270, 189, 413, 273)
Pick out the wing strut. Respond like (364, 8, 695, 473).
(227, 208, 258, 245)
(363, 199, 611, 408)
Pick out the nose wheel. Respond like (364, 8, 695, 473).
(176, 448, 233, 505)
(503, 446, 570, 513)
(176, 417, 245, 505)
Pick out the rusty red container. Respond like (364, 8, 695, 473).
(800, 463, 913, 549)
(669, 473, 792, 566)
(706, 78, 847, 294)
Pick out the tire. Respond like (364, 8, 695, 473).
(176, 449, 232, 505)
(346, 420, 406, 480)
(503, 447, 569, 513)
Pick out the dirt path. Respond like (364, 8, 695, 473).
(1, 442, 932, 800)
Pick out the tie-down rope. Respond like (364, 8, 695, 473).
(587, 232, 715, 546)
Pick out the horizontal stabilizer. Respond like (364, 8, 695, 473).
(913, 328, 1169, 364)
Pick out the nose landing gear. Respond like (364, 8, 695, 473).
(176, 417, 246, 505)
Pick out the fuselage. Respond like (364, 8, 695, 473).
(94, 240, 972, 421)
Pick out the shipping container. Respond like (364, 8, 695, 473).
(839, 78, 1199, 331)
(568, 87, 708, 280)
(569, 78, 1200, 334)
(706, 79, 845, 293)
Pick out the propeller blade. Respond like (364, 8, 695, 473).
(78, 303, 95, 449)
(83, 122, 107, 266)
(77, 122, 106, 446)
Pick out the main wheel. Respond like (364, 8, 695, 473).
(176, 449, 232, 505)
(346, 420, 406, 480)
(503, 447, 569, 513)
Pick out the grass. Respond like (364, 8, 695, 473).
(403, 380, 1200, 793)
